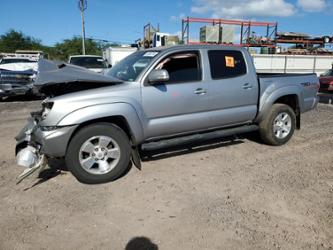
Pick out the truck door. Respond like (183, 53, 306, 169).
(206, 49, 258, 127)
(141, 50, 209, 139)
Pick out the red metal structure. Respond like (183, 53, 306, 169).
(181, 17, 278, 48)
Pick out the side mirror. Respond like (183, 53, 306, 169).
(148, 69, 169, 84)
(108, 64, 112, 68)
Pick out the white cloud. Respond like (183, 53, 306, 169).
(297, 0, 326, 12)
(170, 13, 186, 21)
(177, 1, 184, 8)
(191, 0, 296, 18)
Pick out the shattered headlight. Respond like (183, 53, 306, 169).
(41, 101, 54, 120)
(40, 126, 59, 132)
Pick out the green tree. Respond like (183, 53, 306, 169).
(0, 29, 44, 53)
(53, 37, 102, 61)
(0, 30, 106, 61)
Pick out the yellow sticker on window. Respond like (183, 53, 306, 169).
(225, 56, 235, 68)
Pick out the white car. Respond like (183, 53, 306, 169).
(68, 55, 109, 73)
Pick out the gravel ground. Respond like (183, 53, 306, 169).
(0, 100, 332, 250)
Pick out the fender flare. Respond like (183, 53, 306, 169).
(57, 102, 145, 144)
(256, 86, 302, 123)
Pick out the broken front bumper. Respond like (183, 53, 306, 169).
(0, 83, 33, 99)
(15, 116, 78, 158)
(15, 116, 78, 183)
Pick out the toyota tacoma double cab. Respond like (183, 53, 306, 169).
(15, 45, 319, 184)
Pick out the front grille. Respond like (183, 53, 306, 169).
(0, 70, 34, 95)
(0, 72, 33, 85)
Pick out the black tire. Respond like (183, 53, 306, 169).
(65, 123, 131, 184)
(259, 104, 296, 146)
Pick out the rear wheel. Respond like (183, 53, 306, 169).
(259, 104, 296, 146)
(66, 123, 131, 184)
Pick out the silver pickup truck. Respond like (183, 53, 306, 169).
(15, 45, 319, 184)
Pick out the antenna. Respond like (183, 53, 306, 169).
(78, 0, 87, 55)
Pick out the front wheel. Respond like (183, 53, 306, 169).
(259, 104, 296, 146)
(66, 123, 131, 184)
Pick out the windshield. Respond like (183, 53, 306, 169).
(105, 50, 159, 82)
(0, 58, 33, 64)
(322, 69, 333, 77)
(70, 57, 107, 69)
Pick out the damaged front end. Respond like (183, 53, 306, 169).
(15, 104, 78, 184)
(14, 59, 124, 183)
(15, 113, 48, 184)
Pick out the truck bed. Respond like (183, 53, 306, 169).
(257, 72, 319, 114)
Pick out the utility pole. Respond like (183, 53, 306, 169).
(78, 0, 87, 55)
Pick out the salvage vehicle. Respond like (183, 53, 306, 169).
(0, 69, 36, 101)
(15, 45, 319, 184)
(68, 55, 109, 73)
(319, 69, 333, 92)
(0, 55, 38, 100)
(0, 52, 40, 72)
(0, 58, 33, 64)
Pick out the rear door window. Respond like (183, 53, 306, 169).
(208, 50, 247, 79)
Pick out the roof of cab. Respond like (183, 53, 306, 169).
(145, 44, 246, 53)
(69, 55, 103, 58)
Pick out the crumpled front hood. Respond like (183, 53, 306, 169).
(34, 59, 122, 96)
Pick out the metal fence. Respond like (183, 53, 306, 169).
(253, 54, 333, 75)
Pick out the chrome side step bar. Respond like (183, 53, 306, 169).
(142, 124, 259, 151)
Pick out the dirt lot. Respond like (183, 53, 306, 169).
(0, 100, 332, 250)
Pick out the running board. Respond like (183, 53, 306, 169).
(142, 124, 259, 151)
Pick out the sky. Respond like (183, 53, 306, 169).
(0, 0, 332, 46)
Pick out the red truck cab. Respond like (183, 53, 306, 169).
(319, 69, 333, 92)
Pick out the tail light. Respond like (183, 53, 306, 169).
(329, 81, 333, 90)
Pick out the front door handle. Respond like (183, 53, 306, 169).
(194, 88, 207, 95)
(243, 83, 253, 89)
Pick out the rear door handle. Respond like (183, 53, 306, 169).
(243, 83, 253, 89)
(194, 88, 207, 95)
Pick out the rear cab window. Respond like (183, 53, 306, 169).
(154, 51, 202, 83)
(208, 50, 247, 79)
(69, 57, 107, 69)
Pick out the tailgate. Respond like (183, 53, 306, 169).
(298, 74, 319, 112)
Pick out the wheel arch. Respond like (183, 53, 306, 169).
(57, 103, 145, 157)
(66, 115, 139, 155)
(58, 103, 145, 145)
(256, 88, 302, 129)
